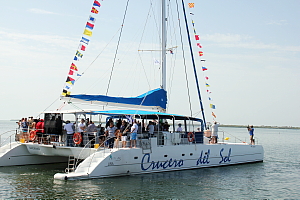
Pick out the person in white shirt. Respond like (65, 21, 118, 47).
(130, 120, 138, 148)
(105, 122, 117, 148)
(176, 123, 183, 132)
(211, 121, 220, 144)
(147, 121, 154, 136)
(64, 120, 74, 146)
(77, 119, 86, 146)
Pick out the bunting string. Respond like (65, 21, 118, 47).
(62, 0, 103, 97)
(188, 2, 217, 119)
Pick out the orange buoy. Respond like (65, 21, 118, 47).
(187, 132, 195, 142)
(29, 130, 37, 141)
(73, 132, 82, 145)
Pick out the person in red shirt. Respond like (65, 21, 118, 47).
(36, 119, 45, 143)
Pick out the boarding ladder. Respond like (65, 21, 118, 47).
(65, 155, 76, 173)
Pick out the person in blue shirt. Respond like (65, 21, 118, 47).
(247, 125, 255, 145)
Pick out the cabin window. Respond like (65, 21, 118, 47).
(134, 157, 138, 159)
(164, 155, 168, 157)
(182, 154, 185, 156)
(190, 153, 193, 156)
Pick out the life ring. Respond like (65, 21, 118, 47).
(187, 132, 195, 142)
(73, 132, 82, 145)
(29, 130, 37, 141)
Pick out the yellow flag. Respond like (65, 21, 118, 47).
(83, 29, 93, 37)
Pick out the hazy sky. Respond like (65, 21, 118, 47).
(0, 0, 299, 127)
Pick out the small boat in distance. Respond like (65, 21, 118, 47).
(0, 0, 263, 180)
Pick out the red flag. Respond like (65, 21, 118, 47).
(80, 44, 86, 51)
(195, 35, 200, 40)
(197, 43, 202, 48)
(205, 76, 209, 80)
(91, 7, 99, 14)
(69, 70, 74, 75)
(199, 51, 203, 56)
(70, 63, 78, 71)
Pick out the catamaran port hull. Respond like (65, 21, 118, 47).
(0, 142, 68, 167)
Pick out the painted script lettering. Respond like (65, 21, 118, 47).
(141, 154, 184, 171)
(219, 148, 231, 164)
(196, 149, 210, 165)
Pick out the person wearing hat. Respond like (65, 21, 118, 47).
(64, 120, 74, 146)
(176, 123, 183, 132)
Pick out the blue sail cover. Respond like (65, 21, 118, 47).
(69, 88, 167, 110)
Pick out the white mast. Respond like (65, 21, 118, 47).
(161, 0, 167, 91)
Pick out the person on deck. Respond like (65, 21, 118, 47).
(105, 122, 117, 149)
(248, 125, 255, 145)
(147, 121, 154, 136)
(36, 119, 45, 143)
(86, 121, 97, 146)
(120, 120, 128, 148)
(211, 121, 220, 144)
(78, 119, 86, 146)
(176, 123, 183, 132)
(64, 120, 74, 147)
(130, 119, 138, 148)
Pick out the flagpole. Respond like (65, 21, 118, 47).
(181, 0, 207, 129)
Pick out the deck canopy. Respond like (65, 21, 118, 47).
(92, 109, 202, 121)
(62, 88, 167, 111)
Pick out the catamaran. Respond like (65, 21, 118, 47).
(0, 0, 263, 180)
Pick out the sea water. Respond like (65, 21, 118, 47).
(0, 120, 299, 199)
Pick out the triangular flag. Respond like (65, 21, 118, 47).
(70, 63, 78, 71)
(195, 35, 200, 40)
(212, 112, 217, 118)
(74, 56, 79, 61)
(80, 44, 86, 51)
(205, 83, 210, 87)
(66, 76, 75, 85)
(69, 70, 74, 75)
(197, 43, 202, 48)
(91, 7, 99, 14)
(202, 66, 207, 71)
(93, 0, 101, 7)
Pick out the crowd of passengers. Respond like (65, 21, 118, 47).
(16, 116, 183, 148)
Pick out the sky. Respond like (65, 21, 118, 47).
(0, 0, 299, 127)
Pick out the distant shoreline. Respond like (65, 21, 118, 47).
(220, 125, 300, 129)
(6, 119, 299, 129)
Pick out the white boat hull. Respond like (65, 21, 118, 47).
(0, 142, 68, 167)
(54, 141, 264, 180)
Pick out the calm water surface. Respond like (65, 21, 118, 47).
(0, 120, 299, 199)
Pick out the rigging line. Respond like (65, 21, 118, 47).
(105, 0, 130, 96)
(37, 98, 59, 118)
(181, 0, 207, 129)
(166, 0, 178, 101)
(175, 0, 193, 117)
(136, 3, 154, 90)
